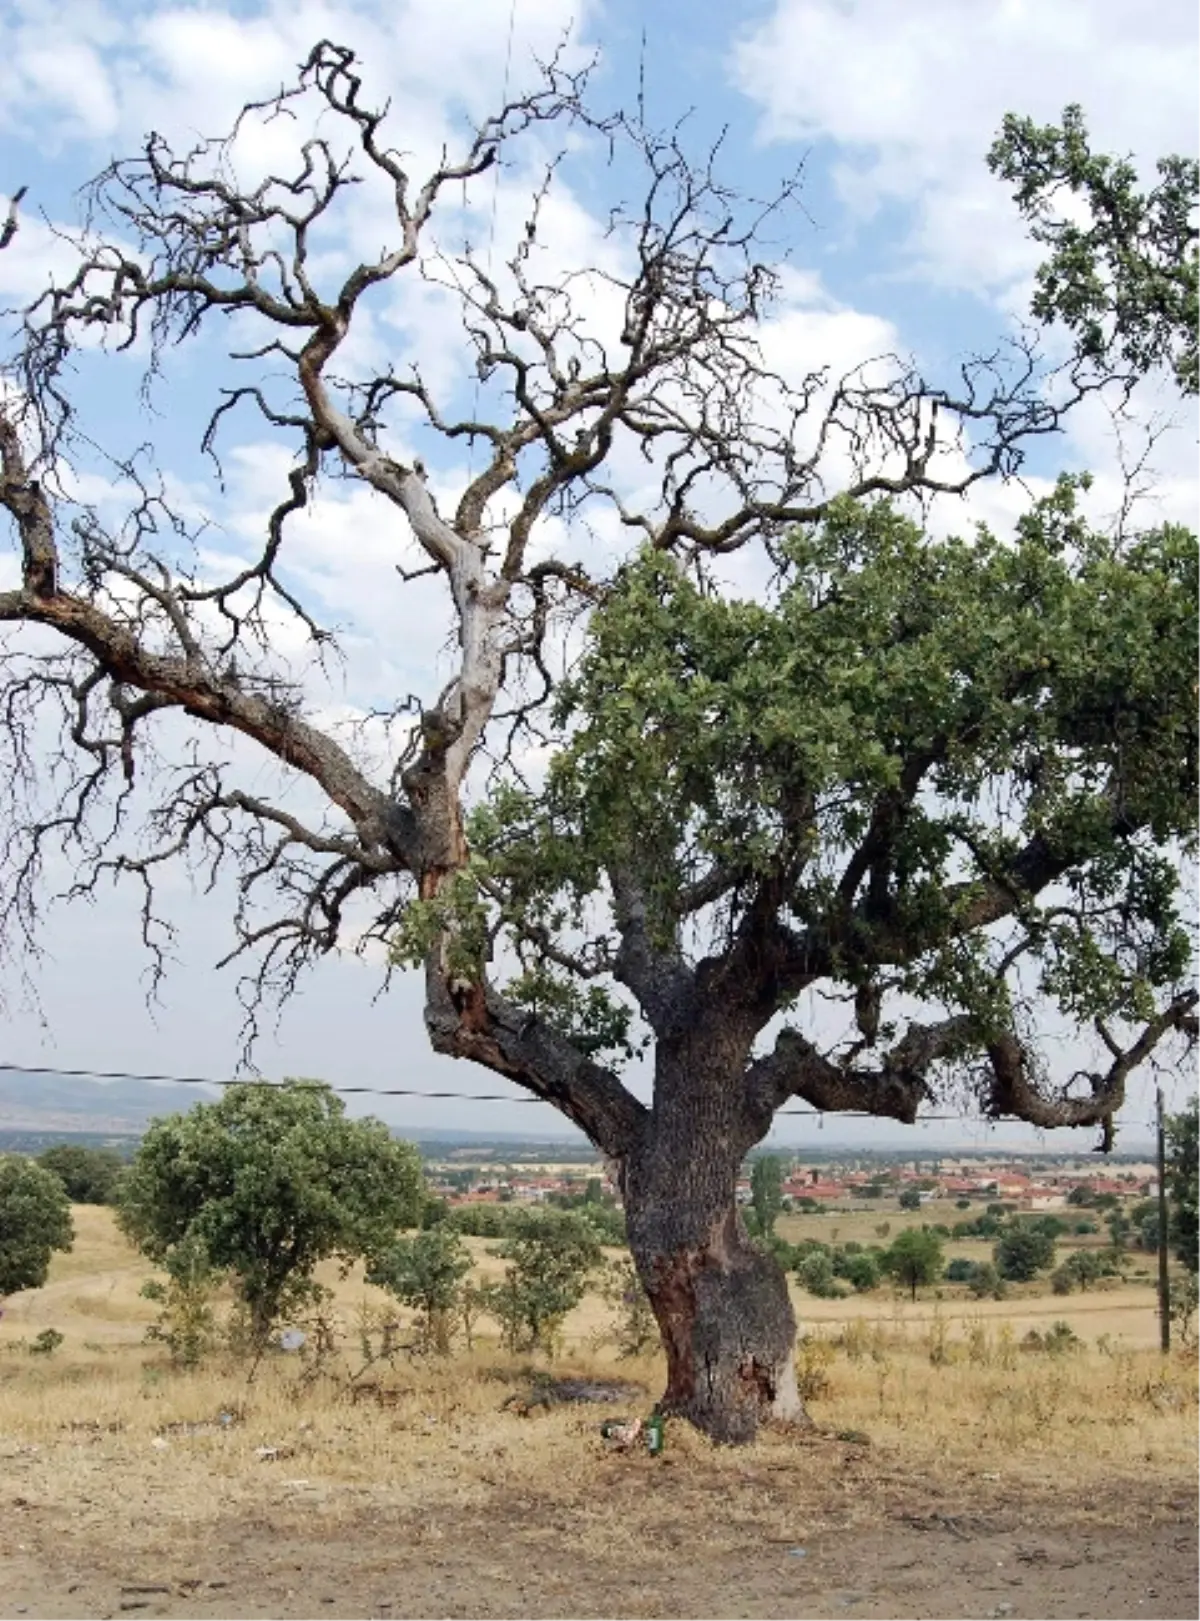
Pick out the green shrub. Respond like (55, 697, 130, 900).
(994, 1221, 1056, 1281)
(488, 1210, 603, 1355)
(36, 1145, 126, 1205)
(117, 1081, 423, 1350)
(0, 1157, 74, 1297)
(368, 1228, 473, 1354)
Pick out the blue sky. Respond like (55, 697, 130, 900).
(0, 0, 1196, 1147)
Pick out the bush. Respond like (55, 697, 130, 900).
(898, 1188, 922, 1211)
(368, 1228, 473, 1354)
(833, 1249, 880, 1292)
(117, 1081, 423, 1349)
(795, 1249, 847, 1298)
(36, 1144, 126, 1205)
(0, 1156, 74, 1297)
(29, 1327, 64, 1356)
(1052, 1249, 1106, 1294)
(943, 1257, 976, 1283)
(1022, 1320, 1082, 1354)
(488, 1210, 603, 1355)
(967, 1261, 1006, 1300)
(140, 1233, 223, 1367)
(881, 1228, 944, 1300)
(993, 1221, 1056, 1282)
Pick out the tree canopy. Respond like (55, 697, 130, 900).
(117, 1082, 423, 1342)
(0, 1156, 74, 1298)
(441, 483, 1196, 1140)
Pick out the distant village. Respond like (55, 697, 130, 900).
(427, 1154, 1159, 1212)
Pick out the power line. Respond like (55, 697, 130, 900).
(0, 1060, 1158, 1129)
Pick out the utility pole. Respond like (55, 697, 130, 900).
(1156, 1086, 1171, 1353)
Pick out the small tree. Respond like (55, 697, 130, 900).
(0, 1156, 73, 1297)
(36, 1144, 126, 1205)
(117, 1082, 423, 1349)
(489, 1210, 602, 1355)
(368, 1228, 473, 1354)
(1166, 1104, 1198, 1272)
(140, 1232, 222, 1367)
(794, 1248, 845, 1299)
(750, 1155, 785, 1238)
(898, 1188, 922, 1212)
(994, 1221, 1057, 1282)
(883, 1228, 944, 1301)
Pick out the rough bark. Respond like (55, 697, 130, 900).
(622, 1027, 804, 1444)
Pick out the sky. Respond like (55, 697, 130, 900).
(0, 0, 1196, 1149)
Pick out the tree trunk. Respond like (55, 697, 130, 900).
(624, 1044, 805, 1444)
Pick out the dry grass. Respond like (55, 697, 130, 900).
(1, 1209, 1195, 1619)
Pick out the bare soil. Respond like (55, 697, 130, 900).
(1, 1426, 1194, 1620)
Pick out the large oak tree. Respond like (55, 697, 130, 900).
(1, 48, 1196, 1440)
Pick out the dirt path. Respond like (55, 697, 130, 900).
(1, 1438, 1194, 1619)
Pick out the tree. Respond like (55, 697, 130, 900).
(116, 1082, 423, 1346)
(750, 1155, 785, 1239)
(368, 1227, 473, 1353)
(0, 51, 1195, 1443)
(990, 105, 1198, 394)
(898, 1188, 922, 1212)
(881, 1228, 944, 1301)
(1165, 1103, 1198, 1272)
(795, 1248, 844, 1299)
(994, 1221, 1057, 1282)
(0, 1156, 73, 1297)
(1050, 1249, 1105, 1295)
(487, 1210, 602, 1355)
(36, 1144, 126, 1205)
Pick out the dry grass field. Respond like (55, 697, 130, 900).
(0, 1208, 1196, 1619)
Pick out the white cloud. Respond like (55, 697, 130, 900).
(734, 0, 1198, 301)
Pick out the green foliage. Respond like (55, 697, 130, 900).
(994, 1220, 1057, 1282)
(116, 1082, 423, 1347)
(943, 1257, 977, 1283)
(835, 1249, 881, 1292)
(0, 1156, 73, 1297)
(1022, 1320, 1083, 1355)
(461, 483, 1196, 1077)
(36, 1144, 126, 1205)
(1166, 1102, 1198, 1272)
(989, 105, 1198, 393)
(29, 1327, 64, 1356)
(794, 1247, 846, 1299)
(367, 1228, 473, 1354)
(749, 1155, 785, 1238)
(488, 1210, 603, 1355)
(599, 1257, 659, 1358)
(898, 1188, 922, 1211)
(1170, 1272, 1198, 1348)
(882, 1228, 945, 1300)
(445, 1198, 625, 1246)
(966, 1261, 1007, 1301)
(140, 1232, 223, 1367)
(1104, 1209, 1132, 1251)
(1049, 1249, 1111, 1295)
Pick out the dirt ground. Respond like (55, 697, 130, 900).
(1, 1425, 1195, 1620)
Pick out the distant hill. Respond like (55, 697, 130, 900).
(0, 1069, 585, 1147)
(0, 1070, 217, 1133)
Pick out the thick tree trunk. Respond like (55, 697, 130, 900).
(624, 1038, 805, 1445)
